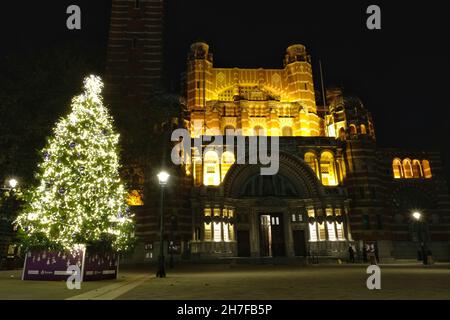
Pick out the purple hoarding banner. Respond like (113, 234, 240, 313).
(22, 248, 119, 281)
(22, 249, 84, 281)
(83, 251, 118, 281)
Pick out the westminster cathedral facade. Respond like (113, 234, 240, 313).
(105, 0, 450, 263)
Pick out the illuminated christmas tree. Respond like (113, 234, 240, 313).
(15, 75, 134, 252)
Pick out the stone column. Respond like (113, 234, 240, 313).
(284, 211, 294, 257)
(249, 209, 260, 257)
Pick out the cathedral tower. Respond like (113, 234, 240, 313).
(105, 0, 164, 105)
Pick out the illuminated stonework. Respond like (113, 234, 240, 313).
(183, 42, 450, 261)
(103, 1, 450, 266)
(392, 158, 432, 179)
(187, 43, 321, 138)
(186, 43, 353, 187)
(127, 190, 144, 206)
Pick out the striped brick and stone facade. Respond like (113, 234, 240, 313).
(179, 43, 450, 261)
(104, 2, 450, 262)
(105, 0, 172, 263)
(105, 0, 164, 104)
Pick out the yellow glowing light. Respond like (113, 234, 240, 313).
(157, 171, 170, 185)
(127, 190, 144, 206)
(8, 179, 18, 189)
(14, 75, 135, 252)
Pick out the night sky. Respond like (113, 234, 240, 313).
(1, 0, 449, 150)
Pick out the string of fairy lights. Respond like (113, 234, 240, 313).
(15, 75, 135, 252)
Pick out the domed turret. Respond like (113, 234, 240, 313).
(326, 88, 375, 140)
(189, 42, 213, 62)
(284, 44, 311, 66)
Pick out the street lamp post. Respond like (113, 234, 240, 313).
(1, 178, 19, 269)
(412, 211, 428, 265)
(8, 179, 18, 189)
(156, 171, 170, 278)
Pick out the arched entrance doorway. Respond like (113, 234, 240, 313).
(222, 153, 321, 258)
(240, 173, 299, 257)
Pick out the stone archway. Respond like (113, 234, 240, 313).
(223, 152, 321, 199)
(222, 152, 322, 258)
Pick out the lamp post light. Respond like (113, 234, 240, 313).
(412, 211, 428, 265)
(8, 179, 18, 189)
(1, 178, 20, 267)
(1, 178, 18, 191)
(156, 171, 170, 278)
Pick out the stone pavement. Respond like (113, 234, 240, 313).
(0, 263, 449, 300)
(118, 263, 450, 300)
(66, 274, 149, 300)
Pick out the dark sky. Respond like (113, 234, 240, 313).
(1, 0, 449, 149)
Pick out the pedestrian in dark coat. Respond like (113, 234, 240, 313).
(348, 245, 355, 263)
(362, 244, 368, 263)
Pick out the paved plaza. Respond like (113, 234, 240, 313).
(0, 263, 449, 300)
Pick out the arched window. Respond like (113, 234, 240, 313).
(320, 151, 338, 186)
(228, 223, 235, 241)
(392, 158, 403, 179)
(335, 209, 345, 240)
(307, 209, 318, 242)
(221, 151, 235, 181)
(223, 222, 229, 242)
(422, 160, 432, 178)
(223, 125, 235, 135)
(192, 148, 202, 186)
(326, 208, 336, 241)
(349, 124, 357, 135)
(412, 160, 423, 178)
(318, 222, 326, 241)
(282, 126, 293, 136)
(253, 126, 265, 136)
(204, 222, 212, 241)
(402, 159, 413, 178)
(360, 124, 367, 134)
(213, 222, 222, 242)
(203, 150, 220, 186)
(304, 152, 320, 179)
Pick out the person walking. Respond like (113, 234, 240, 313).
(374, 242, 380, 263)
(362, 244, 368, 263)
(348, 245, 355, 263)
(368, 244, 377, 265)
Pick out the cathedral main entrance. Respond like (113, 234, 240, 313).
(221, 153, 324, 259)
(259, 213, 286, 257)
